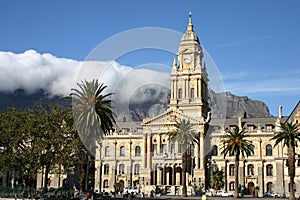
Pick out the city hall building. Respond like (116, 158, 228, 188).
(93, 15, 300, 198)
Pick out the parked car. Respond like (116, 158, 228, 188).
(216, 190, 234, 197)
(263, 192, 279, 198)
(124, 186, 139, 195)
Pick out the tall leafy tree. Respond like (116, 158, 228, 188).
(271, 122, 300, 200)
(0, 103, 81, 192)
(70, 80, 116, 191)
(221, 127, 254, 199)
(211, 167, 225, 190)
(168, 119, 198, 197)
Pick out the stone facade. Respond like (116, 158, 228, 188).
(93, 14, 300, 198)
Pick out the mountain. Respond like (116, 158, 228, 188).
(0, 88, 271, 120)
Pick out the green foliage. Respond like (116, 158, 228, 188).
(271, 122, 300, 200)
(220, 127, 254, 158)
(0, 101, 83, 187)
(220, 127, 254, 198)
(211, 167, 224, 190)
(272, 122, 300, 148)
(70, 80, 115, 140)
(168, 119, 198, 197)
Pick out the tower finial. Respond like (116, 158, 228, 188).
(187, 11, 193, 31)
(173, 57, 177, 67)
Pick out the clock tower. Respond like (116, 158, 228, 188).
(170, 13, 210, 120)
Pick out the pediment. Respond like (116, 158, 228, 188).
(141, 107, 203, 127)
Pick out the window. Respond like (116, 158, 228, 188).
(119, 164, 125, 174)
(105, 146, 110, 156)
(178, 88, 182, 99)
(266, 182, 273, 192)
(229, 164, 235, 176)
(211, 145, 218, 156)
(266, 144, 272, 156)
(248, 125, 254, 132)
(266, 164, 273, 176)
(248, 164, 254, 176)
(266, 125, 273, 132)
(162, 144, 167, 153)
(134, 164, 140, 175)
(103, 179, 109, 188)
(104, 164, 109, 174)
(135, 146, 141, 157)
(229, 182, 235, 191)
(190, 88, 195, 98)
(153, 144, 157, 154)
(171, 143, 175, 154)
(249, 146, 254, 156)
(120, 146, 125, 156)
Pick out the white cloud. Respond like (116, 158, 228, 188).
(0, 50, 170, 100)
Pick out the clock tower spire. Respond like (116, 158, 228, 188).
(169, 13, 210, 119)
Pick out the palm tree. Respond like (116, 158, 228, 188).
(70, 80, 116, 191)
(211, 167, 225, 190)
(221, 127, 254, 199)
(271, 122, 300, 200)
(168, 119, 198, 197)
(70, 79, 115, 140)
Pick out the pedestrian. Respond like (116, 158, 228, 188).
(201, 193, 206, 200)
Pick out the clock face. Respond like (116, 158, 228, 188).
(183, 55, 192, 64)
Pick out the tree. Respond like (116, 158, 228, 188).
(211, 167, 224, 190)
(220, 127, 254, 199)
(70, 80, 116, 191)
(0, 102, 81, 193)
(271, 122, 300, 200)
(168, 119, 198, 197)
(70, 80, 115, 143)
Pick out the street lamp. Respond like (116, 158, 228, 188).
(206, 157, 217, 189)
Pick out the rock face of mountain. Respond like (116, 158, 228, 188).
(208, 89, 271, 118)
(0, 88, 271, 120)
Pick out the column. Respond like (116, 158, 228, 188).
(172, 165, 176, 185)
(157, 168, 162, 185)
(166, 167, 170, 185)
(195, 135, 200, 169)
(143, 134, 147, 169)
(157, 134, 161, 155)
(176, 168, 181, 185)
(183, 79, 186, 98)
(200, 132, 204, 169)
(147, 134, 152, 169)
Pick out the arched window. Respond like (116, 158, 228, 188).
(105, 146, 110, 156)
(266, 144, 272, 156)
(211, 145, 218, 156)
(229, 164, 235, 176)
(134, 164, 140, 175)
(119, 164, 125, 174)
(266, 164, 273, 176)
(178, 88, 182, 99)
(103, 179, 109, 188)
(229, 182, 235, 191)
(248, 164, 254, 176)
(266, 182, 273, 192)
(104, 164, 109, 174)
(135, 146, 141, 157)
(120, 146, 125, 156)
(190, 88, 195, 98)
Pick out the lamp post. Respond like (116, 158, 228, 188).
(206, 157, 217, 189)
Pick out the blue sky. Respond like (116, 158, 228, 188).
(0, 0, 299, 116)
